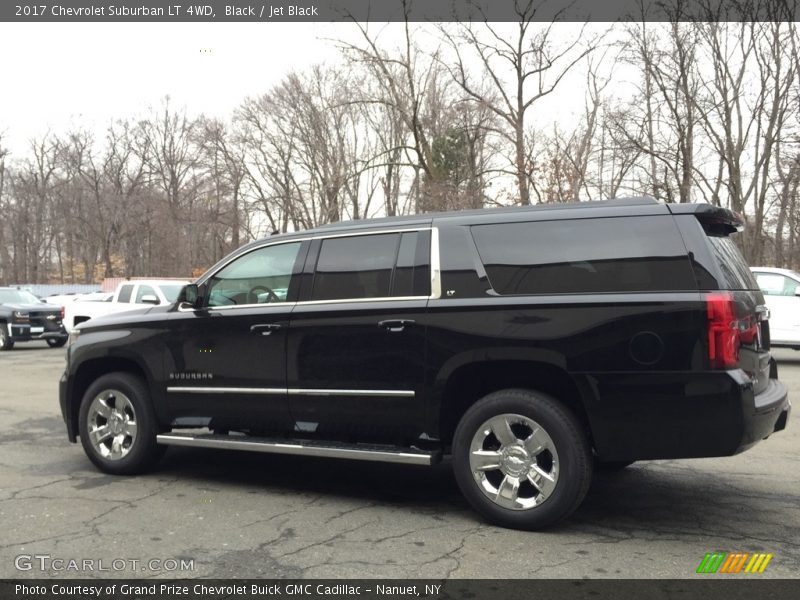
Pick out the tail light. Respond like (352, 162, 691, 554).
(706, 293, 739, 369)
(706, 293, 759, 369)
(60, 306, 65, 320)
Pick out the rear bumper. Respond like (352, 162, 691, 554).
(587, 368, 790, 461)
(734, 376, 790, 453)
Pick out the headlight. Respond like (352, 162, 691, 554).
(67, 329, 80, 349)
(12, 311, 29, 322)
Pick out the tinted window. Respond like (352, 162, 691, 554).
(471, 216, 696, 294)
(207, 242, 301, 306)
(391, 231, 431, 297)
(117, 285, 134, 303)
(707, 236, 758, 291)
(312, 233, 400, 301)
(412, 230, 432, 297)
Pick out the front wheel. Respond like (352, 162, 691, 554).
(452, 389, 593, 530)
(46, 338, 67, 348)
(78, 372, 165, 475)
(596, 459, 635, 471)
(0, 324, 14, 350)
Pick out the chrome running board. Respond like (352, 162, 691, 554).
(156, 433, 440, 466)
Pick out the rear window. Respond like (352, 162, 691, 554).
(706, 235, 759, 290)
(470, 216, 696, 295)
(117, 284, 134, 303)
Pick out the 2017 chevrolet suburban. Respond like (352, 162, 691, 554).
(59, 198, 791, 529)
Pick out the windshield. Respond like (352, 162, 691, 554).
(0, 289, 41, 304)
(159, 285, 185, 303)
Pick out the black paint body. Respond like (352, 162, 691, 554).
(59, 199, 790, 461)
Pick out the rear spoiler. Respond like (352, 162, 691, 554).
(667, 203, 744, 235)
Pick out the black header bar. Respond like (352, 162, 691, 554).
(1, 0, 798, 23)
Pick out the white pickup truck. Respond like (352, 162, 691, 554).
(64, 280, 189, 332)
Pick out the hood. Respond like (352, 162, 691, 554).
(75, 305, 158, 331)
(2, 303, 60, 313)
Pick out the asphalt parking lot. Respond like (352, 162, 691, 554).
(0, 344, 797, 579)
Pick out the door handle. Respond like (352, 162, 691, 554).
(378, 319, 415, 332)
(250, 323, 283, 336)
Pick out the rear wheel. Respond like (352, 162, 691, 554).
(46, 338, 67, 348)
(452, 388, 592, 530)
(0, 324, 14, 350)
(78, 372, 165, 475)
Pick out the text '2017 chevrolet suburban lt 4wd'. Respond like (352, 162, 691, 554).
(59, 197, 790, 530)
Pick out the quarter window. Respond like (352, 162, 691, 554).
(311, 233, 400, 301)
(207, 242, 302, 307)
(471, 216, 696, 295)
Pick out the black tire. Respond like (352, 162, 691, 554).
(78, 372, 165, 475)
(595, 459, 635, 471)
(452, 388, 593, 530)
(0, 324, 14, 350)
(46, 338, 67, 348)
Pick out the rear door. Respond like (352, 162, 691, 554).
(286, 228, 433, 441)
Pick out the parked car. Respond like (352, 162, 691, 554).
(0, 287, 68, 350)
(59, 198, 790, 530)
(63, 281, 188, 331)
(750, 267, 800, 349)
(43, 291, 101, 307)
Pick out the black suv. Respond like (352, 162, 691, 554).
(0, 287, 68, 350)
(59, 198, 790, 529)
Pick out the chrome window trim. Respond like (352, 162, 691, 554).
(167, 386, 415, 398)
(429, 227, 441, 300)
(184, 226, 441, 312)
(293, 295, 429, 307)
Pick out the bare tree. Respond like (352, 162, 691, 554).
(439, 3, 596, 204)
(618, 19, 703, 203)
(695, 21, 795, 262)
(0, 134, 11, 284)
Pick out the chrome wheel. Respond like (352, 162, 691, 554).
(469, 413, 559, 510)
(86, 389, 138, 461)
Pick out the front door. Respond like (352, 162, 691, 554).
(164, 240, 306, 433)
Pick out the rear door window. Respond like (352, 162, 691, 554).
(311, 233, 400, 301)
(470, 216, 696, 294)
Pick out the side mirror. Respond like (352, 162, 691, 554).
(177, 283, 200, 308)
(140, 294, 160, 305)
(794, 288, 800, 297)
